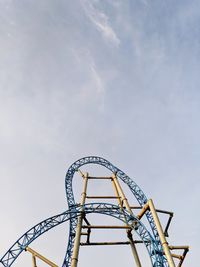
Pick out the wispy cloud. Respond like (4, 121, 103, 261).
(81, 0, 120, 46)
(90, 61, 104, 94)
(72, 47, 105, 111)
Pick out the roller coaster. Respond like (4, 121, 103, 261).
(0, 156, 189, 267)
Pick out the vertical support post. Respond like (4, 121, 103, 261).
(148, 199, 175, 267)
(71, 172, 89, 267)
(32, 255, 37, 267)
(112, 174, 142, 267)
(111, 178, 123, 209)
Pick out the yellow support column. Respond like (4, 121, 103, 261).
(32, 255, 37, 267)
(112, 174, 142, 267)
(148, 199, 175, 267)
(71, 172, 89, 267)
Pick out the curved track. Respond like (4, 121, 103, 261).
(0, 203, 163, 267)
(0, 156, 169, 267)
(64, 156, 166, 267)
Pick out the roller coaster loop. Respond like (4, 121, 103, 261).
(1, 156, 187, 267)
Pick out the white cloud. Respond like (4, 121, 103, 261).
(81, 0, 120, 46)
(90, 61, 104, 94)
(71, 47, 105, 112)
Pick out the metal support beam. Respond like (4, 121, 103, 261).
(25, 247, 58, 267)
(168, 246, 189, 267)
(71, 173, 88, 267)
(136, 202, 149, 220)
(80, 242, 130, 246)
(130, 206, 174, 237)
(169, 246, 189, 250)
(32, 255, 37, 267)
(80, 240, 147, 246)
(82, 225, 132, 229)
(87, 176, 112, 180)
(112, 174, 142, 267)
(177, 247, 189, 267)
(86, 196, 121, 199)
(171, 254, 183, 260)
(83, 217, 91, 244)
(148, 199, 175, 267)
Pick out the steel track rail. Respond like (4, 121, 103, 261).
(0, 156, 169, 267)
(0, 203, 164, 267)
(64, 156, 166, 267)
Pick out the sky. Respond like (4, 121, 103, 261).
(0, 0, 199, 266)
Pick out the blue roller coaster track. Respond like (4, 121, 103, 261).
(0, 156, 169, 267)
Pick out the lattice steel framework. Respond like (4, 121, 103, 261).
(0, 156, 189, 267)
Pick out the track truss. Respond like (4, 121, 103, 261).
(0, 156, 189, 267)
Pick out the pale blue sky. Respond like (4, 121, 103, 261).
(0, 1, 199, 266)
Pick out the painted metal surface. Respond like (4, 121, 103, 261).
(0, 156, 187, 266)
(64, 156, 166, 267)
(0, 203, 164, 267)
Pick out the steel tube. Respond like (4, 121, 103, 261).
(178, 248, 189, 267)
(88, 176, 112, 180)
(170, 254, 183, 260)
(80, 241, 130, 246)
(169, 246, 189, 250)
(32, 256, 37, 267)
(86, 196, 120, 199)
(80, 240, 146, 246)
(112, 174, 142, 267)
(130, 206, 174, 215)
(82, 225, 131, 229)
(148, 199, 175, 267)
(25, 247, 58, 267)
(71, 173, 88, 267)
(136, 202, 149, 220)
(130, 206, 174, 237)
